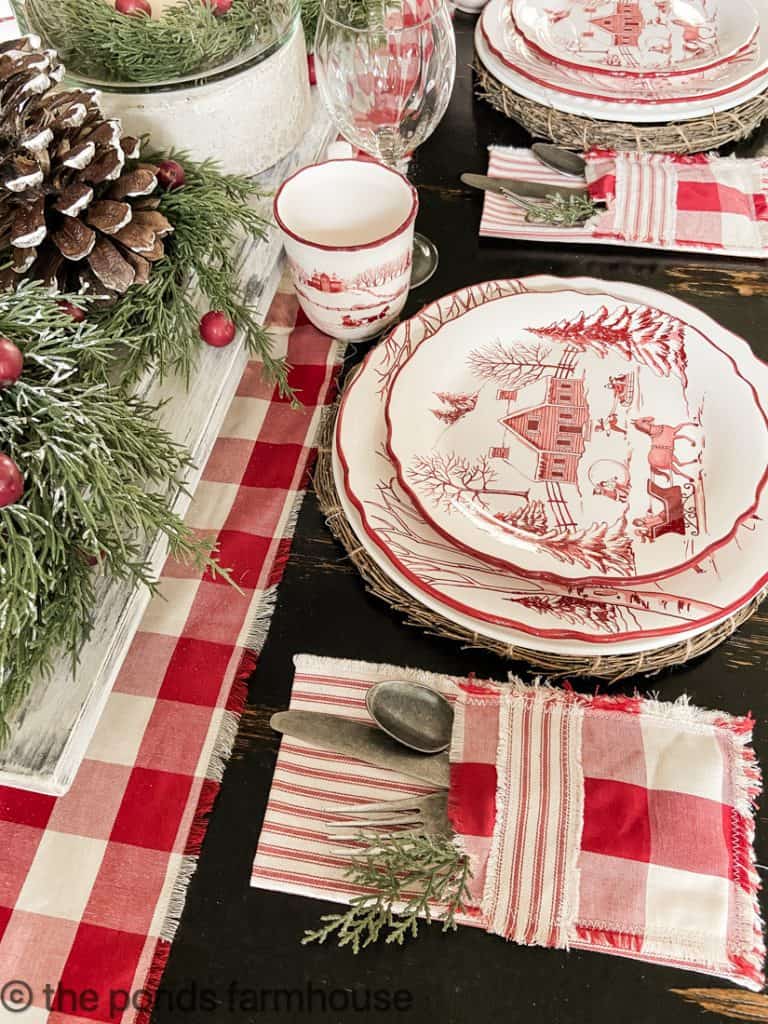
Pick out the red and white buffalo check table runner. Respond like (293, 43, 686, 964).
(253, 656, 764, 990)
(479, 147, 768, 258)
(0, 282, 342, 1024)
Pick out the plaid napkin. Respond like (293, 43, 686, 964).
(253, 656, 764, 990)
(479, 146, 768, 258)
(450, 680, 765, 989)
(0, 283, 342, 1024)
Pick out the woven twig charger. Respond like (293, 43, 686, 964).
(473, 58, 768, 154)
(315, 402, 766, 682)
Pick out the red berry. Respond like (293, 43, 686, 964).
(199, 311, 236, 348)
(58, 300, 86, 323)
(115, 0, 152, 15)
(0, 454, 23, 508)
(206, 0, 233, 13)
(0, 337, 23, 387)
(307, 53, 316, 85)
(156, 160, 186, 191)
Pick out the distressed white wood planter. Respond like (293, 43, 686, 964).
(0, 95, 334, 796)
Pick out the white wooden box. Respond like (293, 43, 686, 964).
(0, 96, 333, 795)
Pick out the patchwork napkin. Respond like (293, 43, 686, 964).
(479, 146, 768, 258)
(450, 680, 764, 988)
(253, 656, 764, 990)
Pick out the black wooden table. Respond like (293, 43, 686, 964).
(158, 16, 768, 1024)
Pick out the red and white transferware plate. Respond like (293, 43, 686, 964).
(385, 287, 768, 585)
(333, 277, 768, 654)
(481, 0, 768, 108)
(511, 0, 759, 78)
(474, 17, 768, 123)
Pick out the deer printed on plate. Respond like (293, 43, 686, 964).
(385, 290, 768, 586)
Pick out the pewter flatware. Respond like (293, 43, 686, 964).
(270, 710, 450, 787)
(365, 680, 454, 754)
(325, 792, 451, 839)
(461, 172, 587, 201)
(531, 143, 587, 179)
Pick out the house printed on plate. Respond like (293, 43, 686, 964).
(589, 1, 643, 47)
(490, 376, 591, 485)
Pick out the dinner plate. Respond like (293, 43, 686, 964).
(385, 287, 768, 585)
(333, 444, 733, 656)
(511, 0, 759, 79)
(484, 0, 768, 107)
(334, 276, 768, 653)
(474, 18, 768, 123)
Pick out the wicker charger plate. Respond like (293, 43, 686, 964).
(316, 401, 766, 681)
(473, 58, 768, 154)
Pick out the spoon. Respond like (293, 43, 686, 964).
(366, 680, 454, 755)
(532, 143, 587, 179)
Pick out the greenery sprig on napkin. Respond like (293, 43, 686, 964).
(303, 834, 472, 951)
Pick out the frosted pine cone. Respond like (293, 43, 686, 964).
(0, 37, 172, 298)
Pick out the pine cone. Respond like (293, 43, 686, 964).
(0, 37, 173, 299)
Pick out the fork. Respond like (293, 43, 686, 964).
(325, 792, 450, 839)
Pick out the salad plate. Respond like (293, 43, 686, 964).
(474, 18, 768, 123)
(333, 277, 768, 653)
(385, 287, 767, 585)
(511, 0, 759, 78)
(481, 0, 768, 110)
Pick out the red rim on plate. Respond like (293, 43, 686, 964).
(480, 2, 768, 107)
(384, 288, 768, 587)
(509, 0, 759, 80)
(334, 279, 768, 644)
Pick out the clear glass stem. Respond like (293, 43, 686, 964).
(411, 232, 438, 288)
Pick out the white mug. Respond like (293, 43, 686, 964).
(274, 158, 417, 340)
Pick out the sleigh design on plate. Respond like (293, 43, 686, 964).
(386, 292, 762, 584)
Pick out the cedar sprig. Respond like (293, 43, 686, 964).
(302, 833, 473, 952)
(0, 285, 225, 727)
(0, 281, 113, 382)
(92, 150, 294, 399)
(523, 193, 600, 228)
(18, 0, 294, 84)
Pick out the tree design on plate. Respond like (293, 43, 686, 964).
(495, 500, 549, 534)
(508, 594, 639, 633)
(407, 453, 530, 511)
(407, 452, 636, 576)
(467, 339, 568, 389)
(431, 392, 479, 426)
(528, 304, 688, 385)
(366, 471, 719, 635)
(375, 280, 529, 397)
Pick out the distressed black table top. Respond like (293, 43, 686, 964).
(158, 16, 768, 1024)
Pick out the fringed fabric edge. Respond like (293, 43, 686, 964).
(125, 342, 347, 1024)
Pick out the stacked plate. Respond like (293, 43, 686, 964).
(332, 276, 768, 660)
(475, 0, 768, 123)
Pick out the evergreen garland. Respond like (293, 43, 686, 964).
(17, 0, 294, 83)
(92, 150, 292, 393)
(0, 147, 290, 730)
(0, 285, 224, 728)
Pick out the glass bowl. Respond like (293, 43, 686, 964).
(10, 0, 299, 88)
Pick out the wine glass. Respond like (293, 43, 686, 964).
(314, 0, 457, 287)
